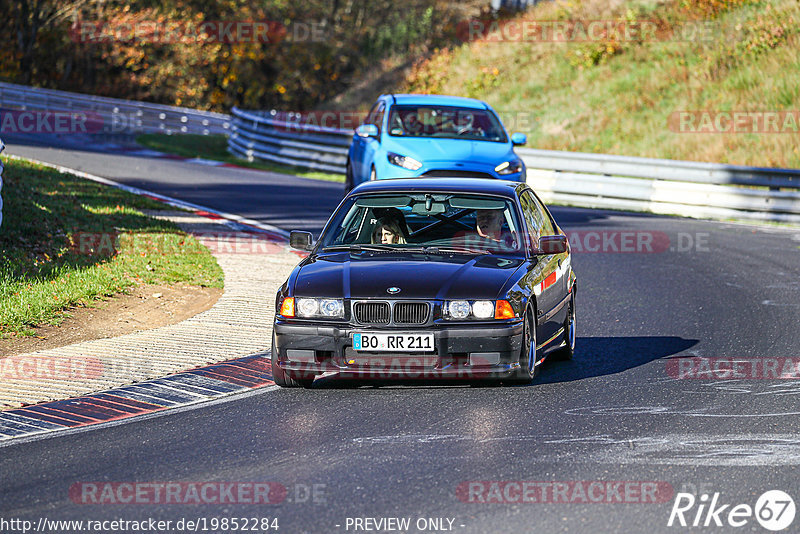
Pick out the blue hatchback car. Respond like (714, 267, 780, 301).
(345, 94, 527, 191)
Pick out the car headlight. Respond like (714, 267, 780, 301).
(471, 300, 495, 319)
(387, 152, 423, 171)
(447, 300, 471, 319)
(295, 297, 344, 318)
(443, 300, 515, 320)
(495, 159, 523, 175)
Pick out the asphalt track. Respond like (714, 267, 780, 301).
(2, 134, 800, 533)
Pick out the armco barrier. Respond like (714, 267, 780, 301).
(228, 107, 800, 224)
(228, 107, 351, 173)
(0, 82, 231, 136)
(518, 148, 800, 224)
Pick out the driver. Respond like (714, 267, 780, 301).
(476, 209, 505, 241)
(475, 209, 516, 251)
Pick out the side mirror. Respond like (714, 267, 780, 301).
(356, 124, 379, 138)
(511, 132, 527, 146)
(537, 235, 568, 254)
(290, 230, 314, 251)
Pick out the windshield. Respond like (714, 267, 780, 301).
(387, 105, 508, 143)
(319, 193, 523, 255)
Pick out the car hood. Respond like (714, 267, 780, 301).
(383, 137, 514, 164)
(294, 253, 523, 300)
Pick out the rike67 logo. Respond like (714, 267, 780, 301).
(668, 490, 795, 531)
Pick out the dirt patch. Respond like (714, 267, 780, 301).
(0, 284, 222, 358)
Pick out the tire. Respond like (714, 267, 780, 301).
(553, 293, 576, 361)
(508, 312, 537, 384)
(271, 334, 315, 388)
(369, 165, 377, 181)
(345, 160, 354, 193)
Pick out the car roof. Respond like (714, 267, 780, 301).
(350, 178, 524, 198)
(382, 94, 489, 109)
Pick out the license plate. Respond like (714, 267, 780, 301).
(352, 332, 435, 352)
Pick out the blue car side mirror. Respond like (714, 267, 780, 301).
(511, 133, 527, 146)
(356, 124, 379, 138)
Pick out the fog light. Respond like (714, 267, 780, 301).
(286, 349, 315, 363)
(470, 352, 501, 365)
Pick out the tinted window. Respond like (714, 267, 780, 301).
(319, 193, 522, 255)
(520, 190, 557, 250)
(368, 102, 385, 133)
(386, 105, 507, 142)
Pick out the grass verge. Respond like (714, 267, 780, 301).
(0, 157, 224, 337)
(136, 134, 345, 183)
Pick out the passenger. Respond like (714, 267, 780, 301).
(372, 217, 407, 245)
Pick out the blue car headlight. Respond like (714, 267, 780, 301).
(387, 152, 423, 171)
(495, 159, 523, 175)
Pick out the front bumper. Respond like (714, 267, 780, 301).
(274, 320, 524, 380)
(375, 158, 525, 182)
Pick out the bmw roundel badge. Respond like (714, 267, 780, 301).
(387, 287, 401, 295)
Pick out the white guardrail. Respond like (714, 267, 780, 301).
(229, 105, 800, 224)
(0, 81, 231, 135)
(228, 107, 351, 173)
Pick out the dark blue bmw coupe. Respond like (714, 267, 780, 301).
(272, 178, 576, 387)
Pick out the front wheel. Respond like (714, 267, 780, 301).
(271, 334, 315, 388)
(508, 312, 537, 384)
(553, 293, 576, 361)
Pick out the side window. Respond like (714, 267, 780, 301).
(528, 192, 555, 236)
(370, 102, 386, 134)
(365, 102, 380, 126)
(519, 192, 542, 250)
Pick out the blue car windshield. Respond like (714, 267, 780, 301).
(387, 105, 508, 143)
(319, 193, 523, 255)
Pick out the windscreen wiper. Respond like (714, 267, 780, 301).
(322, 244, 397, 252)
(421, 246, 491, 255)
